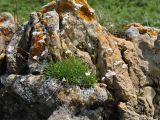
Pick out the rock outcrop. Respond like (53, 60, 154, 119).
(0, 0, 160, 120)
(0, 12, 15, 75)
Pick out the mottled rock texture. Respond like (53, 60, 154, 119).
(0, 0, 160, 120)
(0, 12, 15, 75)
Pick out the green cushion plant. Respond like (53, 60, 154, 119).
(43, 57, 96, 87)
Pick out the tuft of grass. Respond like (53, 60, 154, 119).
(43, 57, 96, 87)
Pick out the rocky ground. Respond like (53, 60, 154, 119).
(0, 0, 160, 120)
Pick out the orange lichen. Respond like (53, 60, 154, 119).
(39, 0, 96, 22)
(30, 46, 44, 58)
(75, 0, 96, 22)
(147, 29, 158, 37)
(125, 23, 143, 28)
(75, 0, 87, 4)
(39, 1, 56, 14)
(56, 0, 74, 14)
(118, 102, 128, 111)
(0, 15, 13, 37)
(77, 6, 95, 22)
(0, 16, 6, 24)
(30, 15, 49, 58)
(125, 23, 147, 34)
(41, 18, 47, 26)
(125, 23, 160, 37)
(2, 28, 10, 35)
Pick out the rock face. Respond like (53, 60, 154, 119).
(0, 12, 15, 75)
(0, 0, 160, 120)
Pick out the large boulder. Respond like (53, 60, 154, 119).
(0, 0, 160, 120)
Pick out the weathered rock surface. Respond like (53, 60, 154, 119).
(0, 12, 15, 75)
(0, 0, 160, 120)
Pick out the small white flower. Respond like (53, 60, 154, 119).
(43, 35, 47, 39)
(8, 46, 14, 52)
(60, 30, 65, 35)
(69, 88, 72, 91)
(62, 16, 68, 25)
(33, 19, 39, 23)
(20, 78, 25, 82)
(101, 77, 105, 81)
(85, 71, 91, 76)
(114, 61, 122, 66)
(62, 77, 66, 82)
(102, 46, 108, 49)
(88, 43, 92, 48)
(65, 49, 72, 54)
(122, 64, 128, 69)
(33, 56, 38, 60)
(43, 29, 47, 33)
(3, 21, 10, 28)
(38, 39, 45, 43)
(63, 16, 68, 20)
(114, 42, 118, 45)
(75, 8, 78, 11)
(32, 31, 41, 36)
(107, 48, 113, 53)
(74, 3, 83, 8)
(62, 19, 67, 25)
(89, 8, 95, 13)
(41, 51, 46, 56)
(105, 70, 116, 78)
(45, 15, 52, 18)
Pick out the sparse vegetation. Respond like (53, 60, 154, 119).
(0, 0, 159, 32)
(0, 0, 50, 24)
(44, 57, 96, 87)
(89, 0, 160, 32)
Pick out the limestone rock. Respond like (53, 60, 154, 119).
(6, 24, 28, 74)
(125, 23, 160, 38)
(125, 26, 140, 40)
(48, 107, 90, 120)
(0, 12, 15, 74)
(0, 37, 5, 74)
(0, 0, 160, 120)
(118, 102, 154, 120)
(0, 12, 15, 43)
(144, 87, 156, 105)
(57, 83, 108, 105)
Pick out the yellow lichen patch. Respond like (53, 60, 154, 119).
(125, 23, 160, 37)
(40, 0, 96, 22)
(118, 102, 128, 111)
(77, 6, 96, 22)
(125, 23, 148, 34)
(75, 0, 92, 9)
(2, 28, 11, 36)
(147, 29, 158, 37)
(30, 22, 48, 57)
(125, 23, 143, 28)
(75, 0, 87, 4)
(0, 16, 6, 24)
(56, 0, 74, 14)
(57, 89, 79, 104)
(29, 45, 44, 59)
(39, 1, 56, 14)
(74, 0, 96, 22)
(57, 90, 66, 101)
